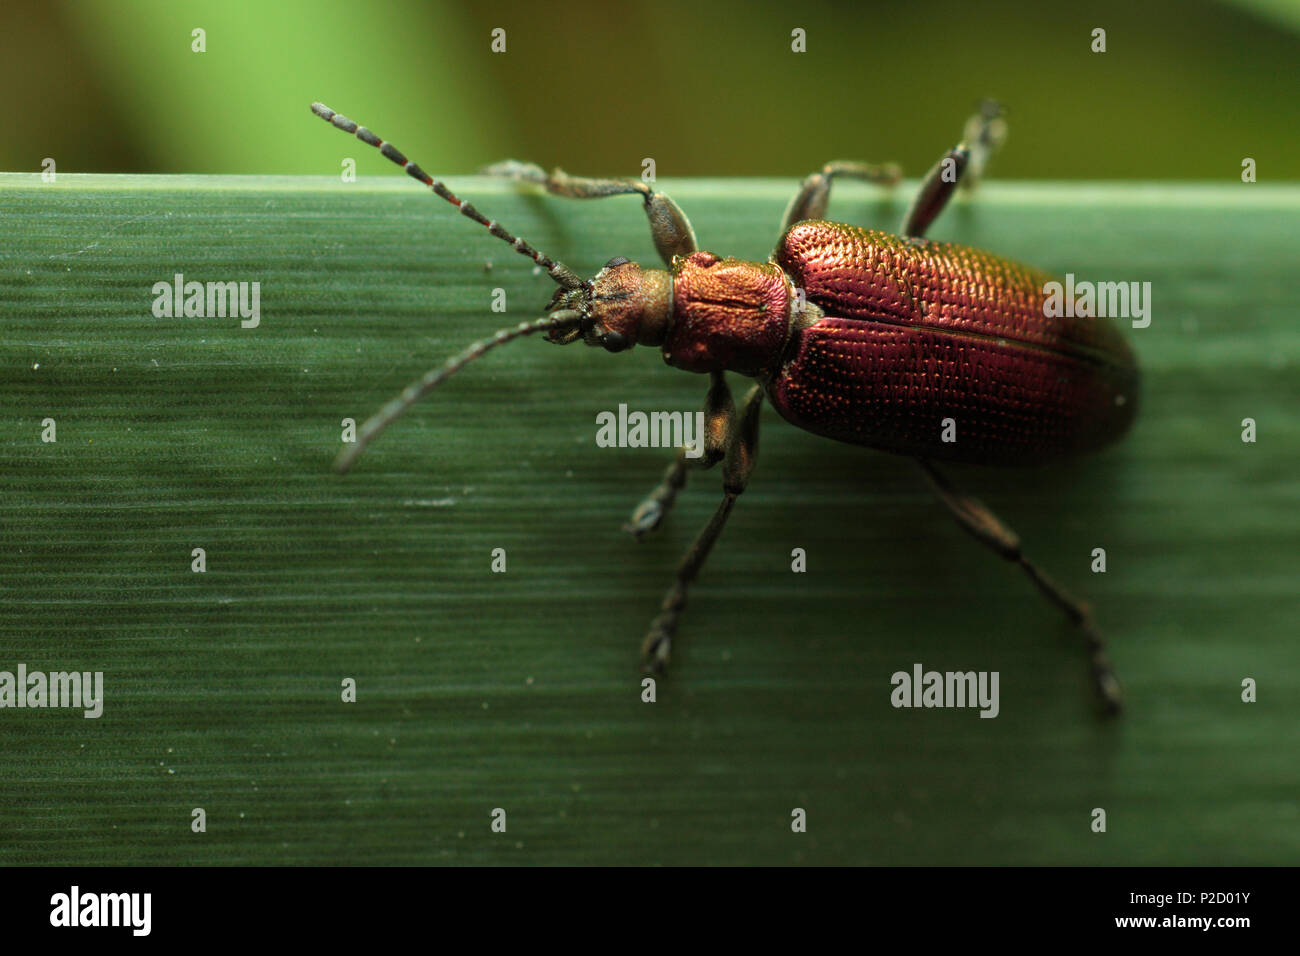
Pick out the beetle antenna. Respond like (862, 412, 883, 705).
(335, 310, 586, 474)
(311, 102, 583, 290)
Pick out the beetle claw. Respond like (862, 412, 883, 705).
(640, 621, 674, 673)
(623, 499, 665, 538)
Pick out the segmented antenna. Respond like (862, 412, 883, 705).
(334, 311, 586, 474)
(311, 102, 582, 290)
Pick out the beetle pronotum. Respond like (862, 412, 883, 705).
(313, 100, 1137, 715)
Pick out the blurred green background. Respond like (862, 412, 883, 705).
(2, 0, 1298, 180)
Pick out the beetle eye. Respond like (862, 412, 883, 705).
(604, 256, 630, 269)
(601, 331, 630, 352)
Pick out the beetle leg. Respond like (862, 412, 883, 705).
(779, 160, 903, 235)
(640, 382, 763, 673)
(624, 449, 692, 538)
(624, 371, 731, 537)
(482, 160, 697, 267)
(900, 144, 971, 239)
(914, 459, 1123, 716)
(902, 101, 1007, 238)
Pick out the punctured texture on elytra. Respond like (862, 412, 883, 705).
(764, 221, 1139, 465)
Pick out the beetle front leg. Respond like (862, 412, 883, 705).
(624, 371, 732, 538)
(780, 160, 903, 234)
(640, 382, 763, 674)
(914, 459, 1123, 716)
(482, 160, 697, 266)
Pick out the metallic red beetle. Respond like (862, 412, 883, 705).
(314, 101, 1138, 714)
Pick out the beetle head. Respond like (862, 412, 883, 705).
(544, 257, 672, 352)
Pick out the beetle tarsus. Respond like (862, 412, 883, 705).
(640, 614, 677, 673)
(1080, 616, 1123, 715)
(623, 449, 692, 538)
(624, 499, 665, 539)
(960, 99, 1007, 192)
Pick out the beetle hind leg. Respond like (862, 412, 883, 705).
(915, 458, 1124, 716)
(641, 382, 762, 674)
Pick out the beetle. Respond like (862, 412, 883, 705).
(312, 100, 1138, 715)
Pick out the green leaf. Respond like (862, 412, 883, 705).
(2, 174, 1297, 864)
